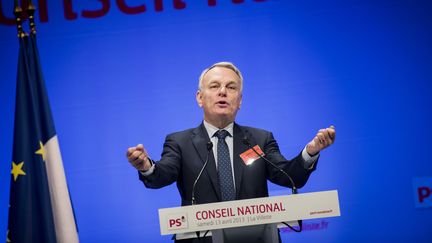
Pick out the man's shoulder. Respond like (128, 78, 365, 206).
(166, 125, 203, 139)
(236, 124, 272, 137)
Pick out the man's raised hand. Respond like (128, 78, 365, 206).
(126, 144, 151, 172)
(306, 125, 336, 156)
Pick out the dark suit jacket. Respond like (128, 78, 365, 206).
(139, 123, 318, 206)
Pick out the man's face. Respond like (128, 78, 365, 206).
(196, 66, 242, 126)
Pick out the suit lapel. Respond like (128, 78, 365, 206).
(233, 124, 250, 199)
(191, 123, 221, 201)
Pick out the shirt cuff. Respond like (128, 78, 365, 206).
(139, 159, 155, 176)
(301, 146, 319, 169)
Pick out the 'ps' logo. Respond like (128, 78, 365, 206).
(167, 214, 188, 230)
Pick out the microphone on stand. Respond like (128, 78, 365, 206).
(190, 141, 213, 240)
(242, 136, 303, 232)
(191, 141, 213, 205)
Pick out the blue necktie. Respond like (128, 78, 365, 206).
(215, 130, 235, 201)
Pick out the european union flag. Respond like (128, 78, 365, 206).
(7, 34, 79, 242)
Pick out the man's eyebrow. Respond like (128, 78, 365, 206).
(226, 81, 239, 86)
(207, 80, 238, 86)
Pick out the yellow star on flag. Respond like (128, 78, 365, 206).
(11, 161, 26, 182)
(35, 140, 46, 161)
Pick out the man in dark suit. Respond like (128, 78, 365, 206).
(126, 62, 336, 242)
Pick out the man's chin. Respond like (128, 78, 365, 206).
(205, 113, 235, 123)
(214, 112, 233, 119)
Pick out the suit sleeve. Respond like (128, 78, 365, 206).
(264, 132, 318, 189)
(139, 134, 182, 189)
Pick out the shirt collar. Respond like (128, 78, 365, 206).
(203, 120, 234, 138)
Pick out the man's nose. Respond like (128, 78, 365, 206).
(218, 86, 227, 96)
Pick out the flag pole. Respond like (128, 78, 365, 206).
(13, 0, 25, 38)
(27, 0, 36, 35)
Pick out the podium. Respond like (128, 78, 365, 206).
(158, 190, 340, 242)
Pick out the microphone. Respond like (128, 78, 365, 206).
(242, 137, 298, 194)
(242, 135, 303, 232)
(191, 141, 213, 205)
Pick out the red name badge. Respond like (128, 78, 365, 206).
(240, 145, 265, 165)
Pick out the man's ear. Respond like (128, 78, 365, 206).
(238, 94, 242, 110)
(196, 90, 203, 107)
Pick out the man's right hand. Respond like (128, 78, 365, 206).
(126, 144, 152, 172)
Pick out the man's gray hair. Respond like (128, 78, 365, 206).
(198, 62, 243, 92)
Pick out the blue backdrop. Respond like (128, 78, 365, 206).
(1, 0, 431, 242)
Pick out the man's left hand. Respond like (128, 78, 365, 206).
(306, 126, 336, 156)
